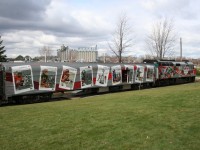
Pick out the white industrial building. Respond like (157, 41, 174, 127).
(57, 45, 98, 62)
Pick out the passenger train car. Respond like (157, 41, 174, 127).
(0, 60, 196, 105)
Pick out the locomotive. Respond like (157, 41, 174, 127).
(0, 60, 196, 105)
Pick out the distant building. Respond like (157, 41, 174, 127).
(57, 45, 71, 62)
(77, 46, 98, 62)
(57, 45, 98, 62)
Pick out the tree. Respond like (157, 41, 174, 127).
(146, 17, 176, 59)
(15, 55, 24, 61)
(24, 55, 32, 61)
(0, 36, 7, 62)
(108, 13, 133, 63)
(32, 57, 40, 62)
(39, 46, 52, 62)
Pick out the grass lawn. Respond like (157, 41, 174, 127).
(0, 82, 200, 150)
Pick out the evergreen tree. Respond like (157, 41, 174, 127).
(15, 55, 24, 61)
(0, 36, 7, 62)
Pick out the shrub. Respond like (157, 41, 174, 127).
(196, 67, 200, 76)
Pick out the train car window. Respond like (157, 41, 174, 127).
(122, 70, 128, 83)
(160, 62, 164, 66)
(159, 62, 174, 66)
(176, 63, 180, 66)
(162, 63, 168, 66)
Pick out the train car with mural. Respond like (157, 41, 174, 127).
(143, 59, 196, 85)
(0, 60, 196, 105)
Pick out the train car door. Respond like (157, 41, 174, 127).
(122, 65, 134, 83)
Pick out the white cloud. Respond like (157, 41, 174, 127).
(0, 0, 200, 59)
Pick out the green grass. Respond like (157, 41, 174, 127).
(0, 83, 200, 150)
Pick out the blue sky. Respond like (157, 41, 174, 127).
(0, 0, 200, 58)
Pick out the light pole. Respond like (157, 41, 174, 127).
(180, 37, 182, 61)
(45, 49, 47, 62)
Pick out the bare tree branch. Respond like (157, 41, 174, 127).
(38, 46, 53, 62)
(146, 17, 176, 59)
(108, 13, 133, 63)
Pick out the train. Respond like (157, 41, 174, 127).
(0, 59, 196, 105)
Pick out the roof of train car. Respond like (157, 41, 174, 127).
(0, 62, 153, 68)
(143, 59, 193, 63)
(143, 60, 194, 66)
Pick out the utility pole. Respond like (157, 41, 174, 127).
(45, 49, 47, 62)
(180, 37, 182, 61)
(104, 53, 106, 63)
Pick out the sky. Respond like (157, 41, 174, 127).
(0, 0, 200, 58)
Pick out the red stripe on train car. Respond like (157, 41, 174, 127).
(34, 81, 39, 89)
(134, 65, 137, 71)
(6, 72, 13, 82)
(108, 73, 112, 80)
(74, 81, 81, 89)
(93, 77, 96, 85)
